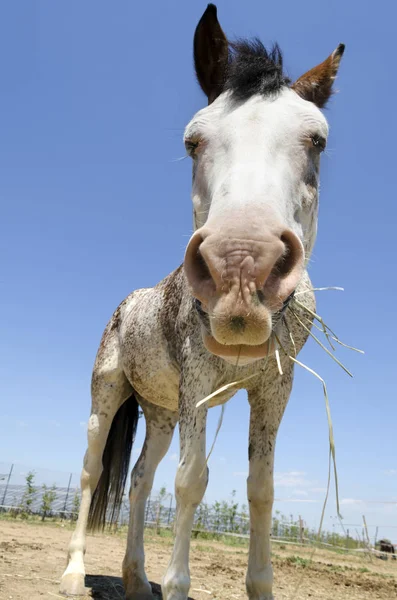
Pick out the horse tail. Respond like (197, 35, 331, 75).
(88, 394, 139, 531)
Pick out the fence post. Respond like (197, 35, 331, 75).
(362, 515, 371, 549)
(156, 500, 161, 534)
(374, 526, 379, 549)
(62, 473, 73, 520)
(1, 464, 14, 508)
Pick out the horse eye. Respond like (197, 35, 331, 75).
(311, 135, 326, 152)
(185, 139, 199, 157)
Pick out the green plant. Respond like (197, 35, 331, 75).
(194, 499, 209, 537)
(213, 501, 221, 531)
(71, 489, 80, 521)
(20, 471, 37, 518)
(286, 555, 310, 568)
(156, 486, 167, 534)
(40, 484, 57, 521)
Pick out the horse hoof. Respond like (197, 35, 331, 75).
(125, 588, 154, 600)
(123, 577, 154, 600)
(59, 572, 87, 596)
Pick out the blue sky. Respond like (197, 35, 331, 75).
(1, 1, 396, 541)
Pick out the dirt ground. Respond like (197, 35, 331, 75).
(1, 519, 396, 600)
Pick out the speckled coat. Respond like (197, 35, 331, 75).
(60, 262, 314, 600)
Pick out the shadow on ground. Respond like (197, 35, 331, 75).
(85, 575, 196, 599)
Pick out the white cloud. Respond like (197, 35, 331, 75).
(232, 469, 329, 504)
(169, 453, 178, 462)
(79, 421, 86, 428)
(16, 420, 28, 428)
(274, 471, 309, 488)
(275, 497, 317, 504)
(340, 498, 364, 505)
(292, 489, 309, 496)
(49, 420, 60, 428)
(384, 469, 397, 476)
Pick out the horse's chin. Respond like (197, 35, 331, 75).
(201, 327, 273, 365)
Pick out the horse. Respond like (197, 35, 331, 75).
(60, 5, 345, 599)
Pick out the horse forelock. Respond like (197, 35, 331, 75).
(225, 39, 290, 102)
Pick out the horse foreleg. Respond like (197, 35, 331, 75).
(162, 370, 213, 600)
(123, 402, 177, 600)
(246, 377, 292, 600)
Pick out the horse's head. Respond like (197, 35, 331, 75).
(184, 4, 344, 362)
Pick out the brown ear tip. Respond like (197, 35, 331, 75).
(196, 4, 219, 37)
(205, 3, 218, 16)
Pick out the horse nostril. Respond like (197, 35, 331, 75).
(273, 232, 300, 279)
(262, 229, 304, 306)
(184, 231, 217, 302)
(195, 248, 212, 283)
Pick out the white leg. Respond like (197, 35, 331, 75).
(60, 326, 132, 596)
(162, 375, 211, 600)
(123, 403, 177, 600)
(246, 445, 275, 600)
(246, 379, 292, 600)
(60, 410, 118, 595)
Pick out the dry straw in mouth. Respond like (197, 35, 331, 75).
(196, 286, 364, 522)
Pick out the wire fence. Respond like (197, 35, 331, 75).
(1, 462, 396, 555)
(0, 463, 79, 519)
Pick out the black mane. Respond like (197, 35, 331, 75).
(225, 39, 290, 101)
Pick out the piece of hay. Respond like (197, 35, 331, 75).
(195, 372, 259, 408)
(295, 286, 344, 296)
(289, 306, 354, 377)
(293, 299, 364, 354)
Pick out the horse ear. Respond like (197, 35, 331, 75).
(291, 44, 345, 108)
(194, 4, 229, 104)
